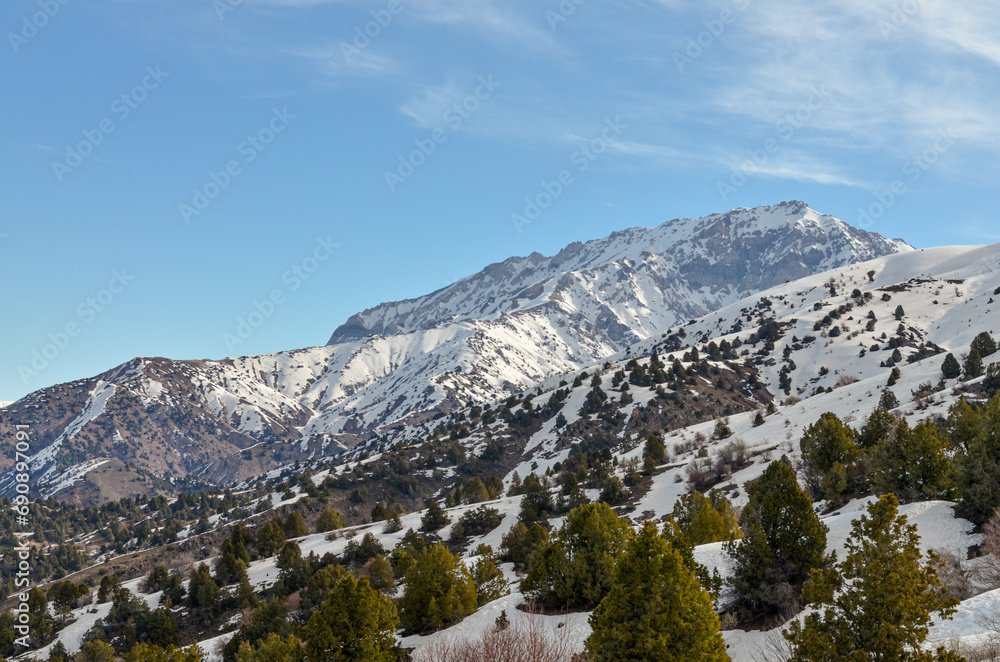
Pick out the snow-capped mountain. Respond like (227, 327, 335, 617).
(0, 202, 912, 500)
(330, 200, 909, 344)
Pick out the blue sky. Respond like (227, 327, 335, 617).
(2, 0, 999, 402)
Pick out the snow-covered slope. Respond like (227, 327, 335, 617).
(23, 234, 1000, 662)
(0, 202, 913, 499)
(330, 200, 910, 344)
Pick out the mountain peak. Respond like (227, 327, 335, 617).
(327, 202, 910, 345)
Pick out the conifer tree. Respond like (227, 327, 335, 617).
(77, 641, 116, 662)
(470, 552, 509, 606)
(586, 522, 730, 662)
(799, 412, 861, 502)
(942, 353, 962, 379)
(879, 388, 901, 411)
(187, 564, 221, 619)
(671, 490, 742, 546)
(222, 596, 291, 662)
(727, 461, 829, 624)
(275, 541, 311, 593)
(255, 520, 287, 558)
(944, 396, 983, 451)
(304, 575, 399, 661)
(958, 393, 1000, 522)
(283, 512, 308, 538)
(499, 522, 548, 570)
(869, 420, 956, 503)
(856, 407, 899, 449)
(299, 566, 350, 621)
(517, 473, 553, 524)
(399, 543, 477, 634)
(965, 349, 985, 379)
(786, 495, 962, 662)
(522, 502, 633, 611)
(366, 555, 395, 594)
(972, 331, 998, 359)
(987, 362, 1000, 394)
(315, 508, 346, 533)
(233, 634, 303, 662)
(124, 643, 203, 662)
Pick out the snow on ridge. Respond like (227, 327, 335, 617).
(30, 381, 117, 480)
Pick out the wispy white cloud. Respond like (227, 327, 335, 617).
(399, 81, 466, 128)
(701, 0, 1000, 158)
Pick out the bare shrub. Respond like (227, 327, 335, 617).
(749, 630, 794, 662)
(412, 608, 580, 662)
(835, 374, 859, 388)
(977, 509, 1000, 589)
(947, 636, 1000, 662)
(936, 551, 976, 601)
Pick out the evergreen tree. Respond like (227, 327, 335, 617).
(216, 533, 251, 586)
(943, 396, 984, 452)
(727, 461, 829, 625)
(27, 587, 54, 646)
(187, 564, 221, 619)
(255, 520, 287, 558)
(315, 508, 345, 533)
(586, 522, 730, 661)
(420, 500, 449, 532)
(399, 543, 477, 634)
(299, 566, 350, 622)
(958, 393, 1000, 522)
(48, 641, 69, 662)
(894, 305, 905, 320)
(304, 575, 400, 662)
(517, 474, 553, 525)
(470, 552, 509, 607)
(856, 407, 899, 450)
(463, 477, 490, 504)
(222, 597, 291, 662)
(869, 420, 956, 503)
(275, 541, 311, 593)
(786, 495, 962, 662)
(233, 634, 303, 662)
(499, 522, 548, 570)
(888, 366, 902, 386)
(77, 641, 116, 662)
(124, 643, 203, 662)
(642, 434, 667, 467)
(283, 512, 308, 538)
(965, 349, 985, 379)
(366, 555, 395, 594)
(986, 362, 1000, 394)
(942, 353, 962, 379)
(972, 331, 998, 359)
(879, 388, 901, 411)
(671, 490, 742, 546)
(661, 517, 723, 599)
(799, 412, 861, 503)
(522, 502, 633, 611)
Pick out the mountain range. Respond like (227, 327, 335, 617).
(0, 201, 914, 503)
